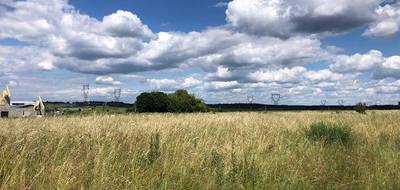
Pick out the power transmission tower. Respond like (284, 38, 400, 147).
(321, 99, 327, 106)
(82, 84, 90, 103)
(247, 96, 254, 104)
(271, 93, 281, 105)
(247, 95, 254, 111)
(113, 88, 121, 102)
(337, 99, 345, 106)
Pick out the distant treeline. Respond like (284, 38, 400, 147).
(45, 101, 400, 112)
(45, 101, 134, 108)
(208, 103, 400, 111)
(45, 90, 209, 113)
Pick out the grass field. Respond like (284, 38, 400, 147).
(0, 111, 399, 189)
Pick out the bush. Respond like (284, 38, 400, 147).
(354, 102, 367, 114)
(135, 92, 171, 113)
(306, 121, 353, 145)
(135, 90, 208, 113)
(168, 89, 208, 113)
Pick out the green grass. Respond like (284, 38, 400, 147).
(0, 111, 399, 189)
(306, 121, 353, 145)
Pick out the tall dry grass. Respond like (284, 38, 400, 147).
(0, 111, 399, 189)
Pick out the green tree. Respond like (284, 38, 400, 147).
(354, 102, 367, 114)
(135, 92, 171, 112)
(168, 89, 208, 112)
(134, 90, 208, 113)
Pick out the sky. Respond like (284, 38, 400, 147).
(0, 0, 400, 105)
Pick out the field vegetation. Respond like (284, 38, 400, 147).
(0, 111, 399, 189)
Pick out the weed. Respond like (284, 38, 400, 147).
(306, 121, 353, 145)
(227, 145, 239, 189)
(0, 112, 399, 189)
(210, 149, 224, 188)
(147, 133, 161, 164)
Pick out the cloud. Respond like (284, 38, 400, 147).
(366, 80, 400, 94)
(138, 29, 245, 70)
(1, 0, 400, 105)
(364, 3, 400, 36)
(330, 50, 400, 79)
(119, 74, 147, 83)
(0, 45, 55, 73)
(0, 0, 332, 76)
(146, 77, 202, 90)
(0, 0, 152, 73)
(330, 50, 384, 73)
(206, 66, 233, 80)
(304, 69, 344, 82)
(214, 2, 229, 7)
(376, 55, 400, 78)
(147, 79, 178, 90)
(102, 10, 154, 39)
(38, 60, 55, 71)
(248, 67, 345, 83)
(182, 77, 201, 88)
(205, 81, 239, 90)
(90, 87, 116, 96)
(225, 0, 380, 37)
(248, 67, 307, 83)
(231, 88, 243, 93)
(188, 35, 330, 72)
(95, 76, 122, 86)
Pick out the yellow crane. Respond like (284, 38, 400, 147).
(33, 96, 45, 115)
(0, 86, 11, 106)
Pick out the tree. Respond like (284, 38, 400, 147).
(168, 89, 208, 112)
(354, 102, 367, 114)
(135, 92, 171, 112)
(134, 90, 208, 113)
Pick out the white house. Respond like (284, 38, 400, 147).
(0, 86, 45, 118)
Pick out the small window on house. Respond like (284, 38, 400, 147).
(1, 111, 9, 118)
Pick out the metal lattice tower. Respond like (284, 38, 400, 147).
(271, 93, 281, 105)
(82, 84, 90, 102)
(337, 99, 345, 106)
(321, 99, 327, 106)
(113, 88, 121, 102)
(247, 96, 254, 104)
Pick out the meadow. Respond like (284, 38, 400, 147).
(0, 111, 399, 189)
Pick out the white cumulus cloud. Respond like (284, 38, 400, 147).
(364, 3, 400, 37)
(95, 76, 122, 86)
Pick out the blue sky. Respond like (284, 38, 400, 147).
(1, 0, 400, 105)
(69, 0, 228, 32)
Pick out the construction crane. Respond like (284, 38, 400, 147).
(33, 96, 45, 116)
(0, 86, 11, 107)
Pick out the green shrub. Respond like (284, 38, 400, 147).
(355, 102, 367, 114)
(306, 122, 353, 145)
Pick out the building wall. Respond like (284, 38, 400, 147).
(0, 107, 39, 118)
